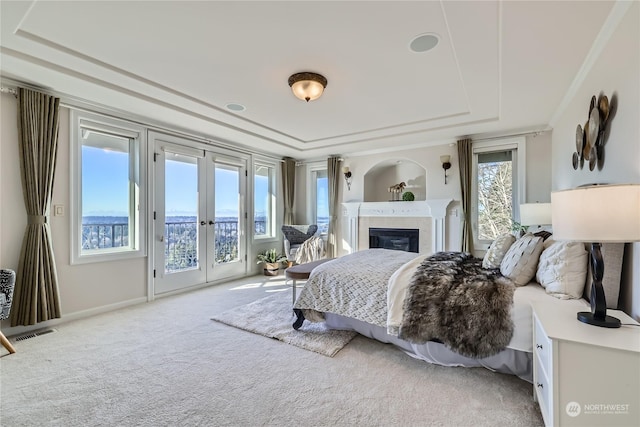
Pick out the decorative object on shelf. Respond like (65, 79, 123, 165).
(388, 182, 406, 201)
(342, 166, 352, 190)
(551, 184, 640, 328)
(519, 202, 551, 229)
(402, 191, 415, 201)
(440, 155, 452, 184)
(572, 93, 611, 171)
(257, 248, 287, 276)
(288, 72, 327, 102)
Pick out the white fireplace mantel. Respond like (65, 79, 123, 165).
(342, 199, 453, 254)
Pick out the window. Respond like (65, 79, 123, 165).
(253, 160, 276, 239)
(308, 164, 329, 234)
(472, 138, 525, 250)
(71, 111, 146, 263)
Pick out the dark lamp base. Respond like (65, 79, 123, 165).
(577, 311, 621, 328)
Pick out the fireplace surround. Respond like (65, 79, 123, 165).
(342, 199, 453, 255)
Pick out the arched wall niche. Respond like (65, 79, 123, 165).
(363, 159, 427, 202)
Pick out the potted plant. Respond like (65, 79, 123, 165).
(256, 248, 287, 276)
(402, 191, 415, 201)
(511, 220, 529, 237)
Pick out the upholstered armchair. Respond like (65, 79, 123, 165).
(281, 225, 318, 264)
(0, 269, 16, 354)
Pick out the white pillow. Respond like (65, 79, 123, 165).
(500, 233, 544, 286)
(482, 233, 516, 269)
(536, 240, 588, 299)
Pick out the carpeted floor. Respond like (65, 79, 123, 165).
(0, 275, 544, 426)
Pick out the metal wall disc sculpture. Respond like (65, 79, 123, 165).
(573, 94, 611, 171)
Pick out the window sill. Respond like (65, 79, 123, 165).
(71, 248, 146, 265)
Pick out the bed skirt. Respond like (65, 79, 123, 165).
(324, 313, 533, 383)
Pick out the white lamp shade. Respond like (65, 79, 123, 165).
(520, 203, 552, 226)
(551, 184, 640, 242)
(291, 80, 325, 101)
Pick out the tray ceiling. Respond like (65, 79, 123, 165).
(0, 1, 618, 159)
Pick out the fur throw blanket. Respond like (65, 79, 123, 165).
(399, 252, 515, 358)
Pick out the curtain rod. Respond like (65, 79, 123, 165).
(0, 82, 285, 163)
(0, 87, 18, 97)
(295, 157, 343, 167)
(471, 130, 547, 143)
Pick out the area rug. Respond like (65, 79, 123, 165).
(211, 291, 356, 357)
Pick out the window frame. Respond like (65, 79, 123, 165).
(70, 110, 147, 264)
(252, 157, 277, 240)
(471, 137, 526, 251)
(306, 162, 329, 235)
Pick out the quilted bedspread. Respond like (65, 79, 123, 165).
(293, 249, 419, 327)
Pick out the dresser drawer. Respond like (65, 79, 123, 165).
(534, 353, 552, 426)
(534, 314, 551, 377)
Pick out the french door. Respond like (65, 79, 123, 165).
(151, 132, 247, 295)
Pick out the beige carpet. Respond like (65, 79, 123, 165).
(0, 275, 544, 426)
(212, 291, 356, 357)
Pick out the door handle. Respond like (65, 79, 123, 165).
(200, 221, 206, 226)
(160, 235, 164, 242)
(209, 220, 215, 225)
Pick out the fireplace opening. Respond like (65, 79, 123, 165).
(369, 228, 419, 253)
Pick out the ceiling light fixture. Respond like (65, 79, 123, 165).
(288, 72, 327, 102)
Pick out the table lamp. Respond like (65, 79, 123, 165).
(520, 202, 552, 228)
(551, 184, 640, 328)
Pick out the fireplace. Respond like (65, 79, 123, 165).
(369, 228, 419, 253)
(342, 199, 453, 255)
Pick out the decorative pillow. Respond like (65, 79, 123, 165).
(499, 233, 544, 286)
(282, 225, 318, 245)
(482, 233, 516, 269)
(533, 230, 553, 241)
(536, 240, 588, 299)
(583, 243, 624, 309)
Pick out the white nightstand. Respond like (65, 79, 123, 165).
(532, 303, 640, 426)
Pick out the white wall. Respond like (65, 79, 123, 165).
(299, 136, 551, 257)
(0, 97, 284, 335)
(550, 2, 639, 319)
(526, 131, 553, 203)
(0, 100, 148, 334)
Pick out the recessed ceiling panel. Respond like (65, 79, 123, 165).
(1, 0, 621, 158)
(17, 1, 484, 142)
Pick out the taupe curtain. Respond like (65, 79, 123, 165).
(10, 88, 62, 326)
(281, 157, 296, 225)
(457, 138, 474, 254)
(326, 156, 342, 258)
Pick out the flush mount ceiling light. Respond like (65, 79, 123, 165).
(288, 72, 327, 102)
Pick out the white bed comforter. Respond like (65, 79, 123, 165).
(294, 249, 418, 326)
(387, 255, 590, 352)
(295, 249, 590, 354)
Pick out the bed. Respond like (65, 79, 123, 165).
(292, 247, 592, 383)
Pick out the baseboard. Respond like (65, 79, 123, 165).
(0, 296, 147, 338)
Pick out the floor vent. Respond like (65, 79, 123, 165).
(14, 328, 57, 342)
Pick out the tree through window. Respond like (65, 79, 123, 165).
(477, 151, 513, 241)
